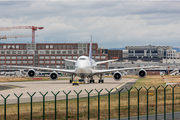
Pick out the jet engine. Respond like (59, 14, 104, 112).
(50, 71, 58, 80)
(138, 69, 147, 78)
(27, 69, 36, 78)
(113, 71, 122, 81)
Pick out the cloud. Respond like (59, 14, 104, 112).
(0, 1, 180, 48)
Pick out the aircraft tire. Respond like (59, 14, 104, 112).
(93, 80, 95, 83)
(102, 80, 104, 83)
(70, 80, 72, 83)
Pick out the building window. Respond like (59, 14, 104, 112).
(62, 60, 65, 63)
(51, 56, 55, 59)
(0, 45, 2, 49)
(75, 45, 78, 48)
(20, 45, 23, 49)
(16, 45, 19, 49)
(51, 65, 55, 68)
(57, 51, 61, 54)
(28, 60, 33, 63)
(40, 50, 44, 54)
(23, 51, 27, 54)
(38, 45, 40, 49)
(42, 45, 44, 49)
(93, 50, 96, 54)
(50, 45, 53, 49)
(12, 51, 16, 54)
(23, 56, 27, 59)
(28, 56, 33, 59)
(12, 56, 16, 59)
(23, 61, 27, 63)
(39, 60, 44, 63)
(62, 51, 66, 54)
(7, 51, 10, 54)
(58, 45, 61, 49)
(73, 55, 77, 59)
(18, 51, 22, 54)
(54, 45, 57, 49)
(79, 50, 83, 54)
(51, 51, 55, 54)
(51, 60, 55, 63)
(6, 61, 10, 64)
(96, 55, 100, 59)
(45, 56, 49, 59)
(101, 55, 106, 59)
(46, 45, 49, 49)
(67, 45, 70, 49)
(68, 50, 72, 54)
(56, 65, 61, 68)
(6, 56, 10, 59)
(0, 56, 5, 59)
(17, 56, 22, 59)
(74, 50, 77, 54)
(17, 60, 21, 64)
(71, 45, 74, 48)
(0, 60, 5, 63)
(28, 50, 33, 54)
(45, 60, 49, 63)
(24, 45, 26, 49)
(1, 51, 5, 54)
(40, 56, 44, 59)
(62, 56, 66, 59)
(93, 45, 96, 49)
(56, 60, 61, 63)
(46, 51, 49, 54)
(63, 45, 66, 49)
(68, 56, 72, 59)
(12, 61, 16, 64)
(56, 56, 61, 59)
(3, 45, 6, 49)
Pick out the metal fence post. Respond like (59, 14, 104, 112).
(63, 91, 71, 120)
(105, 88, 113, 120)
(27, 92, 36, 120)
(14, 93, 23, 120)
(153, 86, 160, 120)
(125, 87, 133, 120)
(74, 90, 82, 120)
(95, 89, 103, 120)
(144, 86, 151, 120)
(116, 88, 123, 120)
(51, 91, 60, 120)
(85, 89, 93, 120)
(1, 94, 10, 120)
(170, 85, 176, 120)
(135, 87, 142, 120)
(161, 85, 168, 120)
(39, 91, 48, 120)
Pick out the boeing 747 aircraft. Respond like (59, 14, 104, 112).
(4, 40, 161, 83)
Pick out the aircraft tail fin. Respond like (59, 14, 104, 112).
(89, 35, 92, 59)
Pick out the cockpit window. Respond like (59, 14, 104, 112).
(80, 58, 86, 60)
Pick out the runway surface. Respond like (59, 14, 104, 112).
(0, 77, 137, 104)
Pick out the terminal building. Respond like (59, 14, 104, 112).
(0, 42, 108, 70)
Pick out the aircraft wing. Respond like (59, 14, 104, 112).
(96, 59, 118, 65)
(4, 65, 75, 74)
(93, 66, 162, 74)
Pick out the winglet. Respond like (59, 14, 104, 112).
(89, 35, 92, 59)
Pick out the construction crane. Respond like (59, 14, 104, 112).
(0, 35, 38, 40)
(0, 26, 44, 43)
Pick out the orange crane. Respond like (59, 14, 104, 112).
(0, 35, 38, 40)
(0, 26, 44, 43)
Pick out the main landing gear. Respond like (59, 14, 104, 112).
(70, 75, 73, 83)
(90, 77, 95, 83)
(98, 74, 104, 83)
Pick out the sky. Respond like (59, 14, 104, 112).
(0, 1, 180, 48)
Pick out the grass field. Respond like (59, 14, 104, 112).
(0, 75, 180, 119)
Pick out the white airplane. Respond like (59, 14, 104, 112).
(5, 40, 161, 83)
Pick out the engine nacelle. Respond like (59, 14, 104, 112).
(113, 71, 122, 81)
(50, 71, 58, 80)
(138, 69, 147, 78)
(27, 69, 36, 78)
